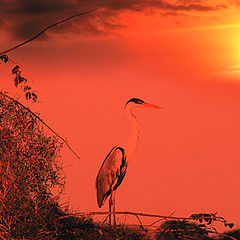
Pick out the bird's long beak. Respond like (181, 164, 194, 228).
(144, 103, 163, 109)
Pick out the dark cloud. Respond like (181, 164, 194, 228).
(15, 0, 70, 14)
(0, 0, 228, 40)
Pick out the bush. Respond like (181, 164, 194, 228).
(0, 93, 65, 239)
(156, 220, 212, 240)
(57, 215, 149, 240)
(0, 93, 148, 240)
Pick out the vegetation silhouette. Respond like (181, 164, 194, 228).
(0, 93, 65, 239)
(156, 220, 240, 240)
(156, 220, 211, 239)
(0, 94, 148, 239)
(0, 59, 239, 240)
(0, 7, 239, 240)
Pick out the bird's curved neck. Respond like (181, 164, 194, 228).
(123, 106, 140, 161)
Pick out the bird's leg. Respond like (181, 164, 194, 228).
(109, 191, 112, 225)
(113, 190, 116, 226)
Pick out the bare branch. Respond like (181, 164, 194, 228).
(59, 211, 191, 221)
(0, 91, 81, 160)
(217, 233, 238, 240)
(60, 211, 237, 240)
(0, 8, 98, 55)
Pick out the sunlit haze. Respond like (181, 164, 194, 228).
(1, 0, 240, 229)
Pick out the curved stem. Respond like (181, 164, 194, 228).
(0, 91, 81, 160)
(0, 8, 98, 55)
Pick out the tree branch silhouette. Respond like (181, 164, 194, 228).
(0, 8, 98, 55)
(59, 211, 236, 239)
(60, 211, 191, 221)
(0, 91, 81, 160)
(0, 9, 98, 158)
(218, 233, 237, 240)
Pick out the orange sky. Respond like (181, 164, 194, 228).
(1, 1, 240, 229)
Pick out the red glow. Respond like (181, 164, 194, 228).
(1, 4, 240, 229)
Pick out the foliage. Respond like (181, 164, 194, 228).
(0, 92, 146, 240)
(56, 215, 148, 240)
(0, 55, 8, 64)
(12, 65, 37, 102)
(156, 220, 211, 240)
(0, 92, 238, 240)
(0, 9, 98, 103)
(0, 55, 38, 102)
(0, 93, 65, 239)
(190, 213, 234, 229)
(155, 213, 235, 240)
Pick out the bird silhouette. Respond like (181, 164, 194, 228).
(96, 98, 163, 225)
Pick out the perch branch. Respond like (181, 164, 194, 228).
(60, 211, 237, 240)
(59, 211, 191, 221)
(0, 91, 81, 160)
(0, 8, 98, 55)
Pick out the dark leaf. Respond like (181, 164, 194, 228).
(25, 92, 32, 100)
(190, 214, 197, 220)
(0, 54, 8, 63)
(14, 75, 20, 87)
(24, 86, 31, 92)
(32, 92, 38, 102)
(18, 76, 27, 84)
(212, 227, 217, 232)
(18, 76, 24, 84)
(12, 65, 20, 74)
(207, 220, 212, 225)
(227, 223, 234, 228)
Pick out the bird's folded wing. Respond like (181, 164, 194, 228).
(96, 146, 125, 207)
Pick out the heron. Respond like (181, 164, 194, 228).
(95, 98, 162, 225)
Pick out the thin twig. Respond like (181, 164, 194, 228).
(102, 214, 110, 224)
(101, 212, 145, 230)
(0, 8, 98, 55)
(217, 233, 238, 240)
(149, 211, 176, 227)
(8, 58, 17, 65)
(59, 211, 237, 240)
(134, 214, 145, 230)
(0, 91, 81, 160)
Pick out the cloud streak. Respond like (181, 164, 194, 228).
(0, 0, 229, 40)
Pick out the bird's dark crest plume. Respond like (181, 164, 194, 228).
(125, 98, 145, 106)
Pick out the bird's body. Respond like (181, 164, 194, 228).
(96, 146, 127, 208)
(96, 98, 162, 225)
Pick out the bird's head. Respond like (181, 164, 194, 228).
(125, 98, 163, 110)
